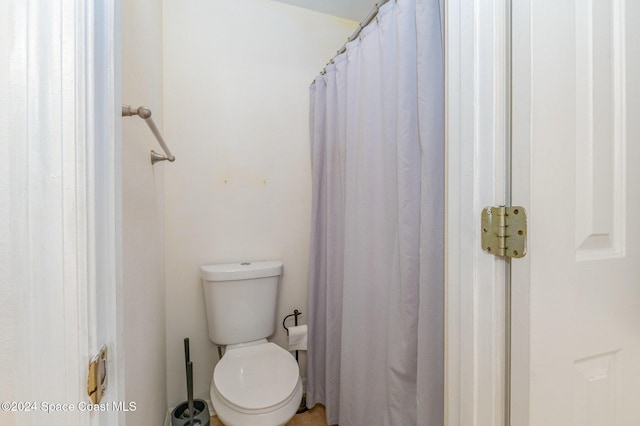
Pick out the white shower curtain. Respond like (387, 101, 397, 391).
(307, 0, 444, 425)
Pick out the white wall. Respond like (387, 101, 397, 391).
(162, 0, 356, 408)
(121, 0, 167, 424)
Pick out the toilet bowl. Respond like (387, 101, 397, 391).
(209, 340, 302, 426)
(200, 261, 302, 426)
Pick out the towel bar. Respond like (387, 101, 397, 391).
(122, 105, 176, 165)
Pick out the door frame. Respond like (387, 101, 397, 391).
(445, 0, 512, 424)
(509, 1, 532, 425)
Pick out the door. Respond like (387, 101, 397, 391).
(511, 0, 640, 424)
(0, 1, 123, 425)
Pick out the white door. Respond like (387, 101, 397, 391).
(511, 0, 640, 424)
(0, 1, 122, 425)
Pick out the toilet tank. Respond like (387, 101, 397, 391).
(200, 260, 283, 346)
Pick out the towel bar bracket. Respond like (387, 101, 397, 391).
(151, 150, 173, 164)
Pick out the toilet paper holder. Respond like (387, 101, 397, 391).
(282, 309, 309, 415)
(282, 309, 302, 336)
(282, 309, 303, 363)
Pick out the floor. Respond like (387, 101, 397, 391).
(210, 403, 329, 426)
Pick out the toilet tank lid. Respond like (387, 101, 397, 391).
(200, 260, 283, 282)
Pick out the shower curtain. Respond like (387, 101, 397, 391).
(306, 0, 444, 425)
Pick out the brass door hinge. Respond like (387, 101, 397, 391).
(87, 346, 108, 404)
(481, 206, 527, 258)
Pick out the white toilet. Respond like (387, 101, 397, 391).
(200, 260, 302, 426)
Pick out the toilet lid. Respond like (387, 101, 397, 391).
(213, 342, 299, 411)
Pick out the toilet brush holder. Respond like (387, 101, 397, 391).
(171, 399, 209, 426)
(171, 338, 210, 426)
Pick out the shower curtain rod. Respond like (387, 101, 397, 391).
(314, 0, 392, 80)
(122, 105, 176, 165)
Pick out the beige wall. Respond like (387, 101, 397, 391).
(121, 0, 167, 423)
(162, 0, 356, 408)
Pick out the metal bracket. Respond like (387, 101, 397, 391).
(87, 346, 108, 404)
(481, 206, 527, 258)
(122, 105, 176, 165)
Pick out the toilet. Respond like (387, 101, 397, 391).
(200, 260, 302, 426)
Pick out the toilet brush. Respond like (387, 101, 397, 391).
(187, 361, 194, 425)
(184, 339, 194, 424)
(170, 338, 210, 426)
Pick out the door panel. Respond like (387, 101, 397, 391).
(512, 0, 640, 424)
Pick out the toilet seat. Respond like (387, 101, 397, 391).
(213, 342, 300, 414)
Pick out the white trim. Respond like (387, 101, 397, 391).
(509, 0, 532, 424)
(113, 0, 126, 422)
(84, 0, 124, 424)
(446, 0, 510, 424)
